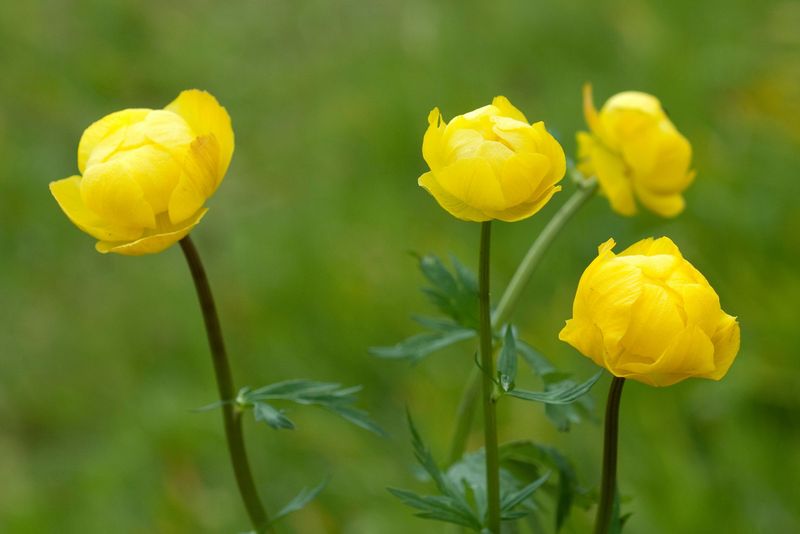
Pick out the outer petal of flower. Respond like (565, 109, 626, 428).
(578, 133, 636, 216)
(168, 135, 221, 224)
(497, 152, 551, 206)
(165, 90, 234, 181)
(422, 107, 446, 171)
(559, 318, 605, 368)
(491, 96, 528, 122)
(418, 171, 490, 221)
(96, 209, 208, 256)
(490, 185, 561, 222)
(435, 158, 505, 212)
(49, 175, 143, 242)
(703, 314, 740, 380)
(619, 283, 685, 361)
(633, 182, 685, 217)
(78, 108, 151, 173)
(619, 236, 682, 257)
(80, 160, 156, 230)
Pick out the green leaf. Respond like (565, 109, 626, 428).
(499, 440, 590, 532)
(253, 402, 294, 430)
(390, 412, 482, 529)
(270, 478, 328, 525)
(500, 472, 550, 513)
(507, 371, 602, 405)
(369, 328, 475, 361)
(497, 325, 518, 392)
(240, 380, 384, 435)
(387, 488, 483, 530)
(418, 254, 479, 330)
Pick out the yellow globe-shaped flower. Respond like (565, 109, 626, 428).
(50, 89, 234, 255)
(577, 84, 694, 217)
(559, 237, 740, 387)
(419, 96, 566, 222)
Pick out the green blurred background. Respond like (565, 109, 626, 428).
(1, 0, 798, 532)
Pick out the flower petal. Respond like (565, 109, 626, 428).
(165, 90, 234, 181)
(78, 108, 151, 173)
(435, 158, 506, 212)
(96, 209, 208, 256)
(577, 132, 636, 216)
(491, 96, 528, 122)
(49, 175, 142, 242)
(418, 171, 490, 221)
(422, 107, 446, 171)
(168, 135, 221, 224)
(703, 314, 740, 380)
(80, 159, 156, 230)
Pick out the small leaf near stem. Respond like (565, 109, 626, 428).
(594, 376, 626, 534)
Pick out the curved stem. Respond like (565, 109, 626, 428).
(179, 236, 274, 534)
(478, 222, 501, 533)
(594, 376, 626, 534)
(448, 179, 598, 464)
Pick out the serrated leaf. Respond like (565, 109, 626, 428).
(500, 472, 549, 513)
(240, 380, 384, 435)
(369, 328, 475, 361)
(499, 441, 588, 532)
(387, 488, 483, 530)
(270, 478, 328, 525)
(417, 254, 479, 330)
(508, 371, 602, 405)
(497, 325, 518, 392)
(253, 402, 294, 430)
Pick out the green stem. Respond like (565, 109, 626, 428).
(594, 376, 626, 534)
(478, 222, 501, 533)
(179, 236, 274, 534)
(448, 179, 598, 464)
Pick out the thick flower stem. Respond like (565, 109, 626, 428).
(179, 236, 274, 534)
(448, 178, 598, 464)
(478, 222, 501, 533)
(594, 376, 626, 534)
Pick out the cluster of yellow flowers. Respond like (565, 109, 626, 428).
(416, 87, 739, 387)
(50, 86, 739, 387)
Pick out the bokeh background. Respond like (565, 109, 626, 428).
(1, 1, 798, 532)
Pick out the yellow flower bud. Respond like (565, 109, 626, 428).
(559, 237, 740, 387)
(50, 90, 234, 255)
(577, 84, 694, 218)
(419, 96, 566, 222)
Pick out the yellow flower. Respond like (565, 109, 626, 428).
(50, 90, 234, 255)
(577, 84, 694, 217)
(419, 96, 566, 222)
(559, 237, 740, 387)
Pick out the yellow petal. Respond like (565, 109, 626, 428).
(619, 282, 685, 363)
(435, 158, 506, 212)
(96, 209, 208, 256)
(582, 83, 602, 135)
(491, 96, 528, 123)
(418, 171, 490, 221)
(677, 283, 722, 336)
(80, 159, 156, 230)
(578, 133, 636, 216)
(49, 175, 143, 242)
(168, 135, 221, 224)
(703, 314, 740, 380)
(500, 152, 550, 202)
(490, 185, 561, 222)
(164, 90, 234, 181)
(558, 318, 605, 368)
(633, 182, 685, 217)
(620, 326, 715, 387)
(635, 135, 694, 195)
(422, 107, 446, 171)
(78, 108, 150, 173)
(619, 236, 681, 257)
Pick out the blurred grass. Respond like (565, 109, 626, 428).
(0, 0, 799, 532)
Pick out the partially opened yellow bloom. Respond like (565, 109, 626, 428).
(577, 85, 694, 217)
(419, 96, 566, 222)
(50, 90, 234, 255)
(559, 237, 739, 387)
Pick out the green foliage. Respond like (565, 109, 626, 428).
(390, 413, 552, 531)
(506, 372, 602, 405)
(497, 325, 518, 392)
(236, 380, 385, 436)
